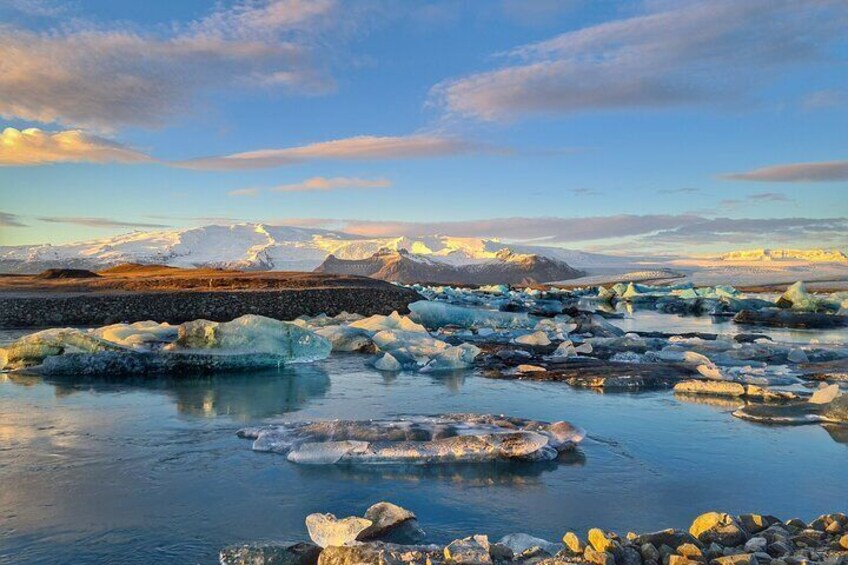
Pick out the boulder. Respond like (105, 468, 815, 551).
(633, 530, 701, 550)
(305, 513, 373, 548)
(444, 535, 491, 564)
(674, 380, 746, 398)
(360, 502, 424, 545)
(690, 513, 748, 547)
(562, 532, 586, 555)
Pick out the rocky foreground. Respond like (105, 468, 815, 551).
(220, 502, 848, 565)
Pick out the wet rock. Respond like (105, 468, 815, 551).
(317, 542, 444, 564)
(219, 542, 321, 565)
(305, 513, 373, 548)
(641, 543, 661, 562)
(444, 535, 491, 564)
(621, 545, 644, 565)
(488, 542, 514, 563)
(690, 513, 748, 547)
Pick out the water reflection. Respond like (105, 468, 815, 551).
(7, 364, 331, 421)
(286, 451, 586, 486)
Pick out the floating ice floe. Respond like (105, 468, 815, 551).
(237, 414, 585, 465)
(0, 315, 331, 374)
(733, 384, 848, 425)
(409, 300, 532, 330)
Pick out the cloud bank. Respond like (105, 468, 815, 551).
(724, 160, 848, 182)
(433, 0, 847, 120)
(0, 127, 151, 166)
(36, 216, 171, 229)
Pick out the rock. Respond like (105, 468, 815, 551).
(219, 542, 321, 565)
(588, 528, 618, 553)
(690, 513, 749, 547)
(809, 384, 841, 405)
(634, 531, 701, 550)
(584, 546, 616, 565)
(734, 309, 848, 330)
(444, 535, 491, 564)
(738, 514, 780, 534)
(641, 544, 661, 562)
(710, 554, 757, 565)
(498, 533, 560, 557)
(744, 538, 768, 553)
(821, 395, 848, 423)
(488, 543, 514, 563)
(674, 380, 746, 398)
(669, 556, 700, 565)
(809, 514, 847, 533)
(360, 502, 423, 543)
(305, 513, 373, 548)
(678, 544, 704, 559)
(839, 534, 848, 550)
(765, 542, 792, 558)
(621, 545, 644, 565)
(317, 542, 444, 564)
(785, 519, 807, 531)
(563, 532, 586, 554)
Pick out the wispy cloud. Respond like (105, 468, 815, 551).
(644, 217, 848, 246)
(569, 188, 602, 196)
(0, 0, 339, 130)
(432, 0, 847, 121)
(724, 160, 848, 182)
(37, 216, 170, 229)
(0, 127, 151, 166)
(801, 89, 845, 111)
(228, 188, 262, 197)
(178, 134, 487, 170)
(0, 211, 27, 227)
(272, 176, 391, 192)
(659, 187, 700, 195)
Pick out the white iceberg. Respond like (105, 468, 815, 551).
(408, 301, 531, 330)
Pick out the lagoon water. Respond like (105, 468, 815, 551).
(1, 319, 847, 564)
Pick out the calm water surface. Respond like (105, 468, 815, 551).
(1, 318, 846, 564)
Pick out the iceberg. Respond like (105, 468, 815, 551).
(2, 315, 331, 374)
(409, 300, 532, 330)
(239, 414, 585, 465)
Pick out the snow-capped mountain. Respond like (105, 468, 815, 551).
(0, 223, 630, 274)
(315, 248, 584, 285)
(716, 248, 848, 264)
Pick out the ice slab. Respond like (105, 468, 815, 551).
(239, 414, 585, 465)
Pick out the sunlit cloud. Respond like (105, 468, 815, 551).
(0, 127, 152, 166)
(724, 160, 848, 182)
(177, 134, 487, 170)
(272, 176, 391, 192)
(644, 217, 848, 246)
(658, 187, 700, 195)
(228, 188, 261, 197)
(37, 216, 171, 229)
(0, 0, 339, 130)
(432, 0, 847, 120)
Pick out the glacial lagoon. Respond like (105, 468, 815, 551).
(1, 300, 846, 564)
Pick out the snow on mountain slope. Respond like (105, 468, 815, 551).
(0, 223, 628, 273)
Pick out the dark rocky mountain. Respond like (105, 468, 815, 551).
(314, 248, 584, 285)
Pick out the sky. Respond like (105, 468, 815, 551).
(0, 0, 846, 255)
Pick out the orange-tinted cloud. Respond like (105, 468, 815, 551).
(0, 127, 151, 166)
(272, 176, 391, 192)
(724, 160, 848, 182)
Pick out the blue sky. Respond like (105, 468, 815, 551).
(0, 0, 846, 254)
